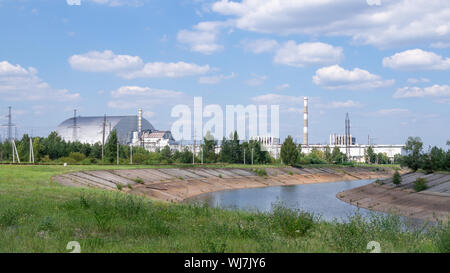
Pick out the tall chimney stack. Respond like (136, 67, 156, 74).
(303, 97, 308, 146)
(138, 108, 142, 133)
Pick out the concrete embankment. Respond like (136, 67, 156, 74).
(337, 172, 450, 222)
(53, 166, 395, 202)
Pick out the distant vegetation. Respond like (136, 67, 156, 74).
(399, 137, 450, 173)
(0, 130, 273, 165)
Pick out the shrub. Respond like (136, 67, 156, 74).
(116, 184, 123, 191)
(69, 152, 86, 162)
(218, 174, 222, 178)
(393, 171, 402, 185)
(134, 178, 144, 184)
(413, 177, 428, 192)
(270, 204, 314, 237)
(289, 171, 293, 175)
(254, 168, 268, 177)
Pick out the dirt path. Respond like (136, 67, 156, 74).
(53, 166, 395, 202)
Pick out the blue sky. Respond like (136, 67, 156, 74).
(0, 0, 449, 148)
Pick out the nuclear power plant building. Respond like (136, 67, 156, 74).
(56, 115, 154, 144)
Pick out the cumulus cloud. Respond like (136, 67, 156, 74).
(275, 83, 290, 91)
(108, 86, 187, 109)
(210, 0, 450, 48)
(67, 0, 143, 6)
(66, 0, 81, 6)
(313, 65, 394, 90)
(0, 61, 80, 101)
(241, 39, 279, 54)
(316, 100, 363, 109)
(198, 72, 236, 84)
(373, 108, 411, 116)
(383, 49, 450, 70)
(121, 62, 211, 79)
(177, 21, 230, 55)
(69, 50, 143, 72)
(69, 50, 210, 79)
(245, 74, 267, 86)
(274, 41, 343, 67)
(393, 85, 450, 98)
(407, 78, 429, 84)
(251, 93, 303, 105)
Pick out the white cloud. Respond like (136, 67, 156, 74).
(275, 83, 290, 91)
(430, 42, 450, 49)
(393, 85, 450, 98)
(121, 62, 210, 79)
(67, 0, 81, 5)
(67, 0, 142, 6)
(313, 65, 394, 90)
(177, 21, 230, 55)
(211, 0, 450, 48)
(245, 74, 267, 86)
(274, 41, 343, 67)
(373, 108, 411, 116)
(108, 86, 187, 109)
(241, 39, 279, 54)
(198, 72, 236, 84)
(251, 93, 303, 105)
(407, 78, 429, 84)
(317, 100, 363, 109)
(69, 50, 143, 73)
(383, 49, 450, 70)
(69, 50, 210, 79)
(0, 61, 80, 101)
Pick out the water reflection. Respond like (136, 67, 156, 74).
(188, 180, 380, 222)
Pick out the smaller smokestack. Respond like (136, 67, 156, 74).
(138, 108, 142, 133)
(303, 97, 308, 146)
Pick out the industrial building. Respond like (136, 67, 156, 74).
(56, 112, 154, 144)
(54, 97, 405, 163)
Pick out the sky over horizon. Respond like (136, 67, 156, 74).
(0, 0, 449, 148)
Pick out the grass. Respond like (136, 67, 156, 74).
(0, 164, 448, 253)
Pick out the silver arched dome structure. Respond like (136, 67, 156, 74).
(56, 116, 154, 144)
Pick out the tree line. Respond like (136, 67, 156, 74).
(399, 137, 450, 172)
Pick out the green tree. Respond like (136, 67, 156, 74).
(280, 136, 298, 166)
(366, 146, 376, 164)
(104, 129, 118, 163)
(219, 136, 232, 163)
(202, 131, 217, 163)
(160, 145, 172, 163)
(324, 146, 332, 163)
(402, 136, 424, 171)
(393, 171, 401, 185)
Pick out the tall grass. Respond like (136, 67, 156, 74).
(0, 165, 447, 253)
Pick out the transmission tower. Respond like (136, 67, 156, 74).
(68, 109, 80, 142)
(345, 113, 351, 160)
(2, 106, 15, 142)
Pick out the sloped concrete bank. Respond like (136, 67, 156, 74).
(337, 172, 450, 222)
(53, 166, 395, 202)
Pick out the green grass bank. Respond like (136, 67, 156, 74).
(0, 164, 448, 253)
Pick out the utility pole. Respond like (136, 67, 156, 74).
(29, 136, 34, 163)
(193, 130, 196, 165)
(102, 114, 106, 163)
(244, 148, 246, 165)
(117, 142, 119, 165)
(12, 139, 20, 163)
(251, 147, 254, 165)
(130, 145, 133, 165)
